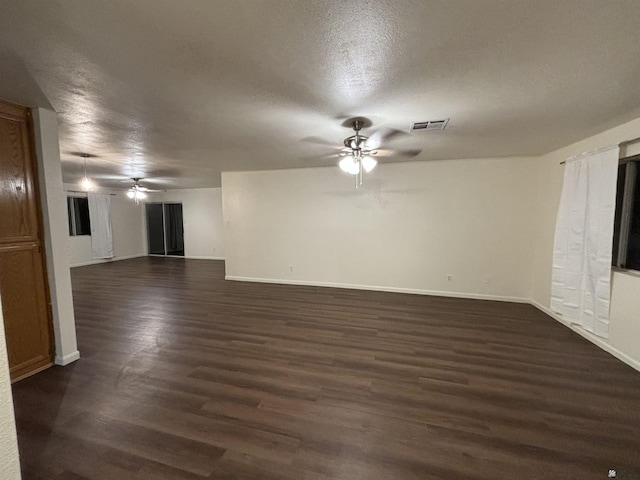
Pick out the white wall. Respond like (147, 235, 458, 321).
(32, 108, 79, 366)
(66, 187, 146, 267)
(531, 116, 640, 370)
(0, 293, 22, 479)
(66, 186, 224, 265)
(222, 158, 536, 301)
(147, 188, 225, 259)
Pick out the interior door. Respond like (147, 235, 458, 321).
(0, 100, 54, 381)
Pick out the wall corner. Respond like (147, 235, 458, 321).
(31, 107, 79, 365)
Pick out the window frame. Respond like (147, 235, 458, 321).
(613, 154, 640, 271)
(67, 195, 91, 237)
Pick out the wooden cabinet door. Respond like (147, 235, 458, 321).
(0, 245, 52, 378)
(0, 100, 54, 381)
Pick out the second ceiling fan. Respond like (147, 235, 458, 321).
(125, 178, 162, 204)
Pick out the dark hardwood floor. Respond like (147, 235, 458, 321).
(11, 257, 640, 479)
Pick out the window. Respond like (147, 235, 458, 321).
(67, 196, 91, 236)
(613, 157, 640, 270)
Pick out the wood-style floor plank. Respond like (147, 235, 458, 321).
(11, 257, 640, 479)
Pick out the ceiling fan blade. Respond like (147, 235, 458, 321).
(397, 149, 422, 158)
(368, 148, 394, 157)
(299, 150, 333, 159)
(301, 136, 336, 147)
(364, 128, 409, 149)
(370, 148, 422, 158)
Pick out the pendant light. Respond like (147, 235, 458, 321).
(80, 154, 94, 191)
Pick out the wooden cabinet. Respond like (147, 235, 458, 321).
(0, 100, 54, 381)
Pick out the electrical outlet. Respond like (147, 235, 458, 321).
(447, 274, 453, 281)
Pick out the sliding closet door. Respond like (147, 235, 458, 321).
(145, 203, 165, 255)
(164, 203, 184, 256)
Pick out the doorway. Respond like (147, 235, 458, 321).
(146, 203, 184, 256)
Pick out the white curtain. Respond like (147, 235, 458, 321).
(551, 145, 619, 338)
(87, 193, 114, 259)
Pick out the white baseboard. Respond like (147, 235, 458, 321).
(148, 255, 225, 261)
(224, 275, 529, 304)
(55, 350, 80, 366)
(185, 255, 225, 261)
(530, 300, 640, 373)
(70, 254, 146, 268)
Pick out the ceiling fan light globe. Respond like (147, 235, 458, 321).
(137, 191, 147, 199)
(338, 157, 350, 173)
(127, 190, 135, 198)
(362, 157, 377, 173)
(339, 158, 359, 175)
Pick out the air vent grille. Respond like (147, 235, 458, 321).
(410, 119, 449, 132)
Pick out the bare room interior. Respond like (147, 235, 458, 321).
(1, 1, 639, 479)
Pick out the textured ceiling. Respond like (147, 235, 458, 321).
(1, 0, 640, 189)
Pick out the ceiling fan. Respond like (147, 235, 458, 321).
(334, 119, 421, 188)
(125, 178, 161, 204)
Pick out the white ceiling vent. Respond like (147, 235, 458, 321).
(410, 118, 449, 132)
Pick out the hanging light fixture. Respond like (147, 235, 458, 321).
(339, 120, 378, 188)
(80, 154, 94, 191)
